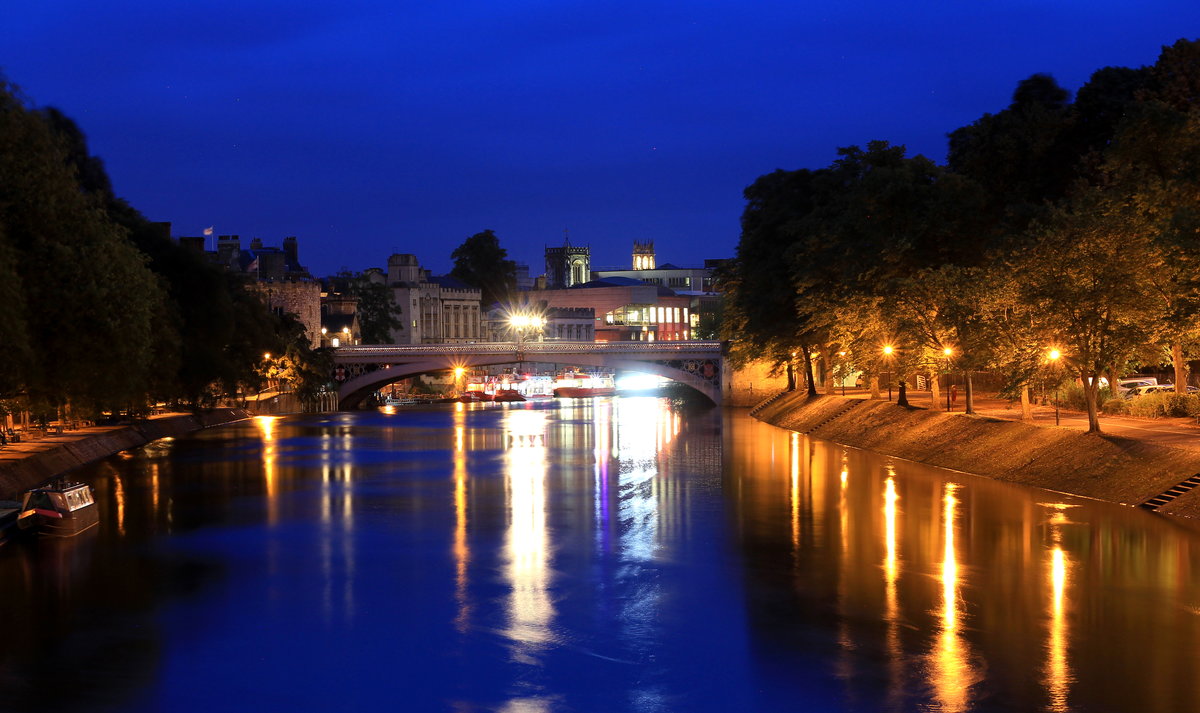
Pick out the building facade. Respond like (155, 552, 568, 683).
(385, 253, 483, 344)
(180, 232, 322, 347)
(532, 280, 692, 342)
(544, 236, 591, 289)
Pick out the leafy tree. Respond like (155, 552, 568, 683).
(450, 229, 517, 308)
(329, 271, 402, 344)
(0, 79, 166, 416)
(947, 74, 1076, 230)
(1018, 191, 1157, 432)
(720, 169, 819, 388)
(1100, 39, 1200, 392)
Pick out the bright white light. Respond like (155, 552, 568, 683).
(616, 373, 661, 391)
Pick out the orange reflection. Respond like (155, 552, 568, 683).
(791, 432, 801, 550)
(883, 472, 903, 705)
(453, 423, 470, 632)
(928, 482, 976, 712)
(1042, 502, 1074, 712)
(111, 470, 126, 536)
(256, 416, 280, 527)
(1046, 546, 1070, 711)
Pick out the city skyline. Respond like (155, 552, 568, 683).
(3, 2, 1197, 276)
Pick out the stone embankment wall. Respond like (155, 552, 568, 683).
(754, 393, 1200, 519)
(0, 409, 249, 499)
(722, 361, 791, 407)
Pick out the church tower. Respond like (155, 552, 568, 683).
(545, 231, 591, 288)
(632, 241, 655, 270)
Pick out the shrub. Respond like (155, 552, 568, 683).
(1126, 392, 1200, 418)
(1060, 383, 1114, 411)
(1102, 398, 1130, 415)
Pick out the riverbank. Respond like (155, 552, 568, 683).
(0, 408, 250, 499)
(754, 392, 1200, 519)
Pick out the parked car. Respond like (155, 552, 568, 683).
(1116, 378, 1155, 395)
(1123, 384, 1199, 398)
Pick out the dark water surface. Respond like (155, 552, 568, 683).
(1, 398, 1199, 712)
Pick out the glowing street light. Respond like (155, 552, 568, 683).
(509, 312, 546, 346)
(882, 345, 895, 401)
(1047, 348, 1063, 426)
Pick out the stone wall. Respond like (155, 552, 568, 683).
(249, 280, 322, 347)
(722, 359, 791, 407)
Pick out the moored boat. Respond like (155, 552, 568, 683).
(493, 389, 526, 402)
(552, 371, 616, 398)
(17, 480, 99, 537)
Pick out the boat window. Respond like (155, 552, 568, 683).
(24, 492, 54, 511)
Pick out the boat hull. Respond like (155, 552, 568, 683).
(553, 387, 616, 398)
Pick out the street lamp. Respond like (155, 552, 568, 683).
(1048, 348, 1062, 426)
(882, 345, 895, 401)
(838, 351, 847, 396)
(509, 312, 545, 346)
(943, 347, 954, 412)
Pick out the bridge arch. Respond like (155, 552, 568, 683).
(333, 342, 723, 408)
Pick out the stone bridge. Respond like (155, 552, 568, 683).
(332, 341, 724, 408)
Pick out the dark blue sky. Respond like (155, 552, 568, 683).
(3, 2, 1196, 276)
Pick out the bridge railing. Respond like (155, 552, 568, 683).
(334, 341, 722, 357)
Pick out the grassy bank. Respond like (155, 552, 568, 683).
(754, 393, 1200, 519)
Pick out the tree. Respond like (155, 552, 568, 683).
(1018, 191, 1157, 432)
(0, 79, 166, 416)
(947, 74, 1076, 231)
(330, 271, 402, 345)
(1100, 39, 1200, 393)
(720, 169, 819, 385)
(450, 230, 517, 308)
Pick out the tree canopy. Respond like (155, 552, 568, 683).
(450, 229, 517, 308)
(0, 78, 328, 418)
(723, 38, 1200, 433)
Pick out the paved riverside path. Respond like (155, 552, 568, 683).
(0, 410, 249, 495)
(0, 413, 189, 466)
(827, 388, 1200, 453)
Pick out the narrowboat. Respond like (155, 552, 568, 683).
(17, 480, 99, 537)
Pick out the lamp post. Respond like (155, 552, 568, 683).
(1047, 348, 1062, 426)
(943, 347, 953, 412)
(882, 345, 894, 401)
(838, 351, 847, 397)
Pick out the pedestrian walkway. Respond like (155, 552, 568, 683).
(833, 387, 1200, 453)
(0, 412, 191, 466)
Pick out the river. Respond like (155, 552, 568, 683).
(0, 398, 1197, 712)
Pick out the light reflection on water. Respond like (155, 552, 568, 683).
(502, 408, 553, 660)
(729, 416, 1200, 712)
(5, 404, 1200, 711)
